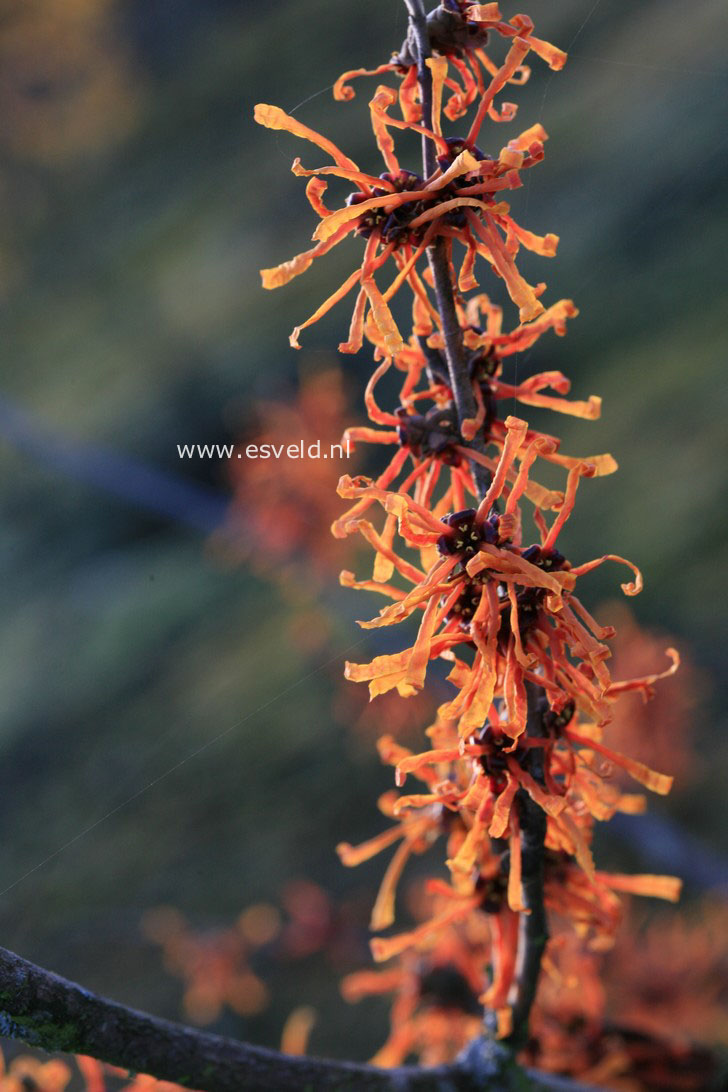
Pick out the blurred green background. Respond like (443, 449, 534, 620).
(0, 0, 726, 1067)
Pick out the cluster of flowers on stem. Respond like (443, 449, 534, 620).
(256, 0, 681, 1058)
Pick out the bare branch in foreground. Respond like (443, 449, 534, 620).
(0, 944, 596, 1091)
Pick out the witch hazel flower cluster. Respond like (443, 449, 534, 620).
(256, 0, 681, 1057)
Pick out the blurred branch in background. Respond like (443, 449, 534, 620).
(0, 395, 227, 533)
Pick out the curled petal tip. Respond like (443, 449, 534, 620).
(519, 300, 546, 323)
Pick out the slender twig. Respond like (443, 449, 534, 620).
(404, 0, 491, 496)
(507, 682, 549, 1048)
(0, 945, 595, 1092)
(427, 237, 491, 496)
(402, 0, 436, 177)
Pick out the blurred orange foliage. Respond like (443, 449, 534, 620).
(220, 367, 357, 577)
(601, 603, 704, 789)
(141, 903, 280, 1025)
(0, 1051, 189, 1092)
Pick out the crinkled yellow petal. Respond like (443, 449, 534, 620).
(345, 649, 419, 699)
(507, 122, 548, 151)
(469, 211, 544, 323)
(598, 872, 682, 902)
(313, 188, 425, 243)
(333, 64, 397, 102)
(489, 775, 519, 838)
(519, 391, 601, 419)
(404, 595, 440, 691)
(305, 176, 329, 217)
(338, 287, 368, 354)
(504, 219, 559, 257)
(526, 35, 567, 72)
(425, 56, 448, 137)
(510, 762, 567, 819)
(558, 812, 595, 879)
(496, 1008, 513, 1040)
(570, 553, 644, 596)
(616, 793, 646, 814)
(426, 149, 481, 192)
(336, 825, 404, 866)
(507, 826, 527, 911)
(568, 731, 674, 795)
(363, 277, 404, 355)
(289, 268, 361, 348)
(260, 227, 349, 289)
(370, 839, 414, 931)
(608, 647, 680, 696)
(339, 570, 405, 601)
(291, 157, 394, 192)
(368, 85, 400, 174)
(254, 103, 359, 170)
(370, 897, 480, 961)
(464, 3, 503, 21)
(409, 197, 508, 231)
(467, 37, 531, 147)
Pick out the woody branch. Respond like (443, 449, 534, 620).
(0, 945, 594, 1092)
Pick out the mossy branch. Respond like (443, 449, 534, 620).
(0, 944, 599, 1091)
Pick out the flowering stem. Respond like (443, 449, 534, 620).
(404, 0, 491, 497)
(403, 0, 548, 1045)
